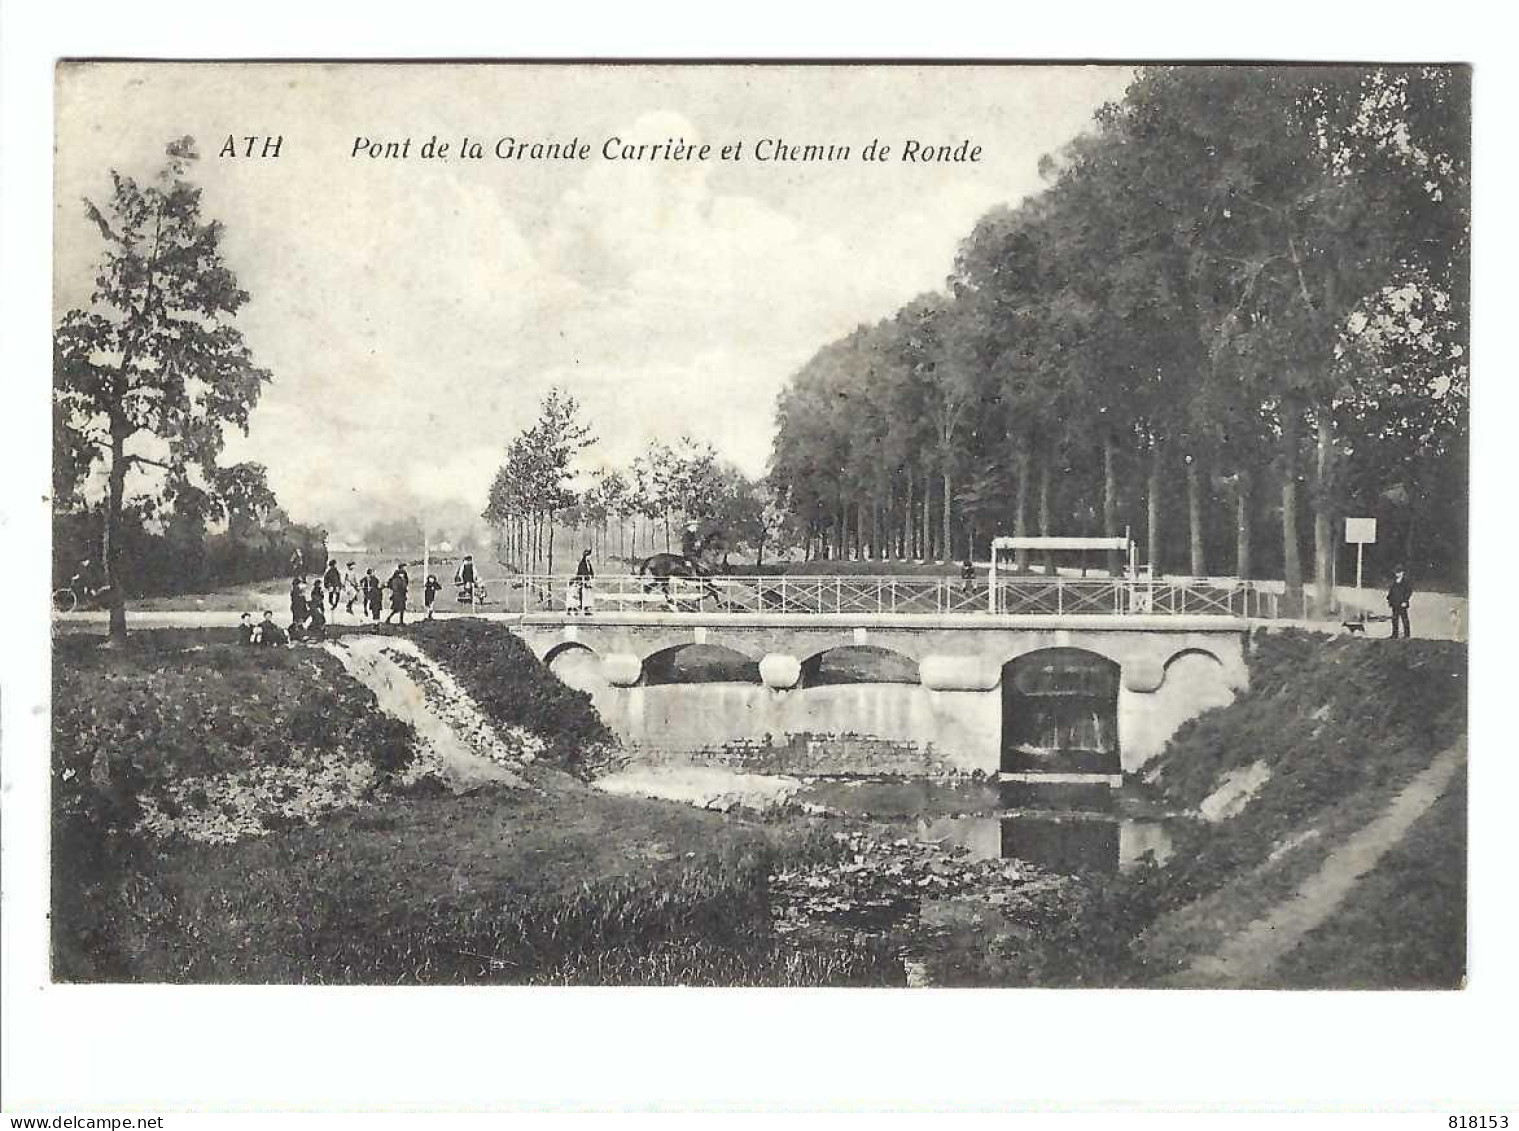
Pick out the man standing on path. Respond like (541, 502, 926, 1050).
(385, 563, 409, 626)
(454, 554, 476, 604)
(343, 562, 360, 616)
(1387, 566, 1414, 639)
(362, 567, 382, 623)
(323, 559, 342, 610)
(572, 548, 595, 615)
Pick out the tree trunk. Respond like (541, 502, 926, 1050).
(1146, 440, 1163, 578)
(104, 418, 129, 642)
(942, 471, 953, 566)
(1103, 433, 1121, 578)
(922, 472, 933, 561)
(1013, 444, 1031, 572)
(547, 511, 555, 574)
(1235, 469, 1253, 581)
(903, 475, 914, 561)
(1186, 456, 1206, 578)
(1313, 411, 1335, 618)
(856, 499, 867, 562)
(1281, 408, 1304, 616)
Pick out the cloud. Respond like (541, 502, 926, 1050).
(55, 65, 1134, 532)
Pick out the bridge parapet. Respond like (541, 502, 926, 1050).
(495, 572, 1281, 619)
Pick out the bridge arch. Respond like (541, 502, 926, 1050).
(1000, 647, 1122, 774)
(798, 644, 921, 688)
(641, 642, 763, 686)
(1163, 646, 1223, 674)
(543, 640, 599, 667)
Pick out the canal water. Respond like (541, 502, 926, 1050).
(555, 645, 1182, 877)
(792, 777, 1177, 875)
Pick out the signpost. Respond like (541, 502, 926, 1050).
(1345, 517, 1378, 591)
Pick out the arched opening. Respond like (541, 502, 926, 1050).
(544, 642, 601, 692)
(1001, 648, 1121, 775)
(641, 643, 762, 686)
(543, 641, 598, 667)
(798, 645, 921, 688)
(1163, 647, 1223, 674)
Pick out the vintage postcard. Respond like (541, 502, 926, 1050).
(48, 61, 1469, 993)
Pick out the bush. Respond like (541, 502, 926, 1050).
(53, 634, 419, 784)
(409, 620, 614, 771)
(51, 632, 422, 977)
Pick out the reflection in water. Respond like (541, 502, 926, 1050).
(550, 649, 1177, 878)
(915, 812, 1173, 875)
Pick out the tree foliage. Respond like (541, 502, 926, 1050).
(768, 66, 1469, 593)
(54, 138, 274, 636)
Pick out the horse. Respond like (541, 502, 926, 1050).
(635, 552, 724, 606)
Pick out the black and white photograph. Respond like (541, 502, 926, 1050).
(43, 60, 1470, 991)
(6, 17, 1510, 1112)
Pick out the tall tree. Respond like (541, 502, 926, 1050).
(54, 137, 271, 640)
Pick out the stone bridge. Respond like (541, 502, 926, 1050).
(515, 612, 1249, 778)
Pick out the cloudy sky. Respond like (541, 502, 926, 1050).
(54, 63, 1132, 539)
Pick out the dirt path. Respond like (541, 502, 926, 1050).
(324, 635, 531, 792)
(1174, 739, 1467, 987)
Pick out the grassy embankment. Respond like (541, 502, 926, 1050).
(51, 625, 897, 985)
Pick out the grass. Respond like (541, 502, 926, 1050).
(76, 781, 899, 985)
(51, 626, 899, 986)
(1268, 766, 1467, 990)
(406, 619, 615, 771)
(1069, 629, 1469, 985)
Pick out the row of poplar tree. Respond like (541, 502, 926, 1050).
(768, 66, 1469, 612)
(482, 389, 790, 573)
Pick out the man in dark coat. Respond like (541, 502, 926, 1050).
(1387, 567, 1414, 639)
(307, 578, 327, 639)
(572, 548, 595, 615)
(323, 559, 342, 609)
(385, 564, 409, 625)
(362, 568, 383, 622)
(254, 610, 288, 646)
(289, 576, 308, 628)
(455, 554, 476, 603)
(681, 522, 701, 561)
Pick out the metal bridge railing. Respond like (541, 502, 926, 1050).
(477, 573, 1277, 618)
